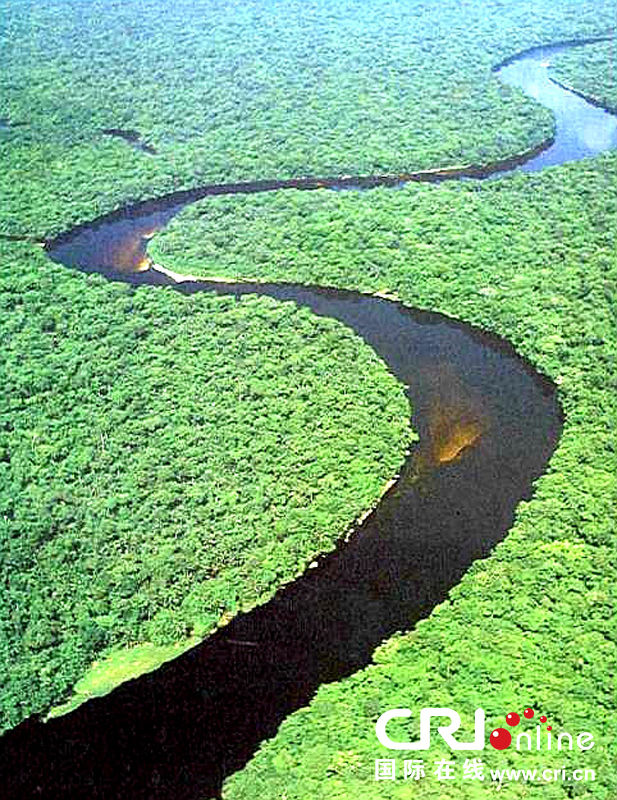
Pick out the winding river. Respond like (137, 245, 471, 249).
(1, 38, 616, 800)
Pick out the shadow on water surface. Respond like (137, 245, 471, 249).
(2, 36, 616, 798)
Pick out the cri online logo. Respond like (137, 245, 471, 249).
(376, 707, 594, 752)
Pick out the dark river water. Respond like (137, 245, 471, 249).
(1, 37, 615, 800)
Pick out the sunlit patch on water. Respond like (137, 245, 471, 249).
(431, 414, 482, 464)
(409, 365, 486, 482)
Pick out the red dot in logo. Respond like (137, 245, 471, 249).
(524, 708, 534, 719)
(547, 726, 552, 731)
(490, 728, 512, 750)
(506, 712, 520, 726)
(540, 715, 547, 723)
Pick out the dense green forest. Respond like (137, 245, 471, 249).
(552, 40, 617, 112)
(200, 159, 616, 796)
(1, 0, 616, 237)
(0, 241, 410, 729)
(1, 0, 617, 797)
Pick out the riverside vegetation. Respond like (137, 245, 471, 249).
(0, 240, 411, 729)
(551, 40, 617, 112)
(150, 43, 617, 796)
(214, 161, 617, 796)
(2, 0, 616, 238)
(171, 131, 617, 800)
(1, 0, 616, 797)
